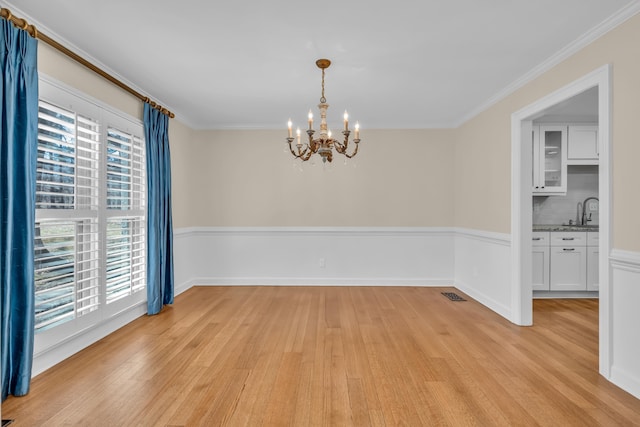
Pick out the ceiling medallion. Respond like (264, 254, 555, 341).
(286, 59, 360, 163)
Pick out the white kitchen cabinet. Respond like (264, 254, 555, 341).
(532, 125, 567, 195)
(587, 232, 599, 291)
(567, 125, 598, 165)
(532, 232, 550, 291)
(550, 231, 587, 291)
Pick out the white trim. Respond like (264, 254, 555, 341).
(610, 249, 640, 272)
(510, 65, 612, 372)
(457, 3, 640, 127)
(452, 227, 511, 246)
(192, 278, 452, 287)
(174, 226, 453, 237)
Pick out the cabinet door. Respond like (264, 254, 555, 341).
(532, 246, 550, 291)
(587, 246, 599, 291)
(568, 125, 598, 164)
(550, 246, 587, 291)
(533, 125, 567, 194)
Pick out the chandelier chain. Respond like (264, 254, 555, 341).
(320, 68, 326, 103)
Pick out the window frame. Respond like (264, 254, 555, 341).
(34, 75, 147, 355)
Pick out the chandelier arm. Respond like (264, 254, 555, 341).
(301, 146, 315, 161)
(286, 137, 310, 159)
(336, 131, 360, 158)
(307, 130, 321, 153)
(333, 130, 350, 154)
(342, 140, 360, 159)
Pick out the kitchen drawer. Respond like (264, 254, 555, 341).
(587, 231, 599, 246)
(550, 232, 587, 246)
(532, 231, 550, 247)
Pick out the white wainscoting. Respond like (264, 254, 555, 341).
(609, 249, 640, 399)
(174, 227, 455, 288)
(453, 228, 513, 320)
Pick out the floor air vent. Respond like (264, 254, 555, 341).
(442, 292, 466, 302)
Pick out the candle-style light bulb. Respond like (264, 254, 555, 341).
(296, 127, 301, 146)
(287, 119, 292, 138)
(328, 129, 332, 139)
(308, 110, 313, 130)
(355, 122, 360, 139)
(343, 110, 349, 131)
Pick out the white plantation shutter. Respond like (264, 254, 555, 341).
(35, 100, 101, 331)
(107, 128, 146, 211)
(106, 218, 146, 303)
(34, 221, 75, 330)
(106, 126, 146, 304)
(35, 83, 146, 335)
(34, 220, 100, 331)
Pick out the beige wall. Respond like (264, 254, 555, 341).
(168, 120, 197, 228)
(38, 44, 141, 120)
(174, 129, 455, 227)
(454, 13, 640, 252)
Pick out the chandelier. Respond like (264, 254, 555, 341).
(286, 59, 360, 163)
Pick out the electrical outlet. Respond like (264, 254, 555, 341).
(319, 258, 326, 268)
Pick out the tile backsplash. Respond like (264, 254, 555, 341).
(533, 165, 599, 225)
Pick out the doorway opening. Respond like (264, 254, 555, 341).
(510, 65, 611, 377)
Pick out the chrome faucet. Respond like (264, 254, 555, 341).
(581, 197, 599, 226)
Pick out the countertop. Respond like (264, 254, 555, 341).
(533, 224, 599, 232)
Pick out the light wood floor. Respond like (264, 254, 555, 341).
(3, 286, 640, 426)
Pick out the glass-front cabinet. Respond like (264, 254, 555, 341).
(532, 125, 567, 195)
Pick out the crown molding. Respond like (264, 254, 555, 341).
(455, 1, 640, 128)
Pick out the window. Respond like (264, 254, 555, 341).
(35, 79, 146, 334)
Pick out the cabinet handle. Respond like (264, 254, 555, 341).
(532, 237, 541, 241)
(562, 237, 574, 240)
(563, 248, 575, 251)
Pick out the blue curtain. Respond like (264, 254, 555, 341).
(144, 103, 174, 315)
(1, 19, 38, 400)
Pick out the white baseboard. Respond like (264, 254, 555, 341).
(190, 277, 452, 287)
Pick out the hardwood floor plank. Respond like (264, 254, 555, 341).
(3, 286, 640, 426)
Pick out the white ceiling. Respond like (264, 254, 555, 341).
(5, 0, 639, 129)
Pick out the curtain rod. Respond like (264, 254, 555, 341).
(0, 7, 174, 118)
